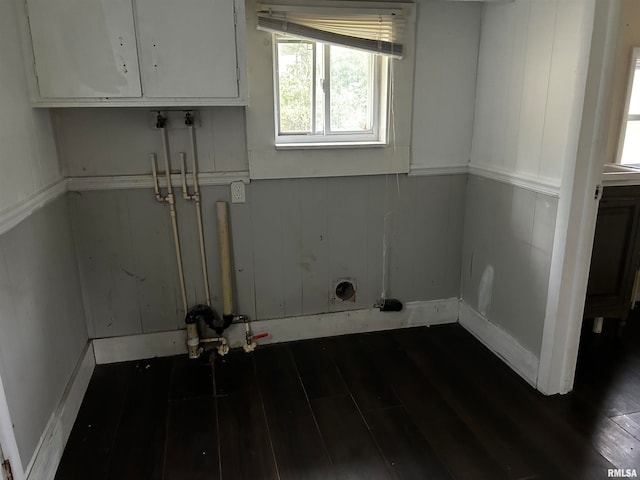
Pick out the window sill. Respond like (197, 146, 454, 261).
(275, 140, 387, 150)
(248, 144, 410, 179)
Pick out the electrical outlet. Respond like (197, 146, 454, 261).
(231, 181, 246, 203)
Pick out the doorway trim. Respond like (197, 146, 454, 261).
(0, 371, 24, 480)
(537, 0, 620, 395)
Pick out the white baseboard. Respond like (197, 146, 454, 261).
(92, 298, 459, 364)
(93, 330, 188, 365)
(26, 343, 95, 480)
(232, 298, 460, 346)
(458, 301, 539, 386)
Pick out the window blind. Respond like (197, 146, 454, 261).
(256, 3, 410, 58)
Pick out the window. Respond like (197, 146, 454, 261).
(246, 1, 415, 179)
(275, 37, 387, 146)
(618, 48, 640, 165)
(256, 3, 406, 148)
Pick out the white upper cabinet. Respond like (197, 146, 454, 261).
(27, 0, 142, 99)
(136, 0, 239, 99)
(24, 0, 247, 106)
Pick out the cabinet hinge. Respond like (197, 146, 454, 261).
(595, 184, 603, 201)
(2, 459, 13, 480)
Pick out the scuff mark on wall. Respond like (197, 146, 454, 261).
(121, 268, 147, 282)
(478, 264, 494, 317)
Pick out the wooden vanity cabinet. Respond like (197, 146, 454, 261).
(584, 185, 640, 321)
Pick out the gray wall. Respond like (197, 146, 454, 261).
(53, 107, 248, 177)
(471, 0, 594, 184)
(0, 0, 61, 213)
(460, 176, 557, 357)
(55, 0, 480, 339)
(463, 0, 594, 360)
(0, 0, 87, 470)
(411, 0, 481, 170)
(53, 0, 483, 178)
(71, 174, 465, 338)
(0, 196, 87, 469)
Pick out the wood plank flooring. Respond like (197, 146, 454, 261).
(55, 319, 640, 480)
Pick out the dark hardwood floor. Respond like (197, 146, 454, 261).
(55, 318, 640, 480)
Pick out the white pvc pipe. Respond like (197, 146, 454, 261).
(151, 153, 161, 198)
(186, 323, 201, 359)
(200, 336, 227, 344)
(170, 201, 188, 314)
(180, 152, 189, 200)
(216, 201, 255, 354)
(200, 335, 229, 355)
(189, 125, 201, 196)
(216, 201, 234, 317)
(195, 194, 211, 306)
(188, 125, 212, 307)
(161, 126, 173, 196)
(159, 125, 188, 314)
(243, 321, 257, 353)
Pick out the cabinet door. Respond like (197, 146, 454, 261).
(27, 0, 142, 98)
(135, 0, 239, 99)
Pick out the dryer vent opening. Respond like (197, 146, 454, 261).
(335, 281, 356, 302)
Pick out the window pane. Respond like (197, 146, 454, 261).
(329, 46, 372, 132)
(621, 120, 640, 165)
(277, 40, 313, 134)
(630, 68, 640, 115)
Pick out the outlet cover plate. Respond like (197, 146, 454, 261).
(231, 181, 246, 203)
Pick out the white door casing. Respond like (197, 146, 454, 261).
(537, 0, 620, 395)
(0, 371, 23, 480)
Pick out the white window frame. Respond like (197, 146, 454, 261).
(273, 36, 389, 148)
(616, 47, 640, 165)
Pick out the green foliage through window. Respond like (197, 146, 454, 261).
(277, 41, 313, 134)
(275, 36, 380, 141)
(330, 46, 371, 132)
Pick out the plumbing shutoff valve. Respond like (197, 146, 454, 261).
(185, 305, 232, 359)
(243, 332, 268, 353)
(244, 319, 268, 353)
(243, 341, 257, 353)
